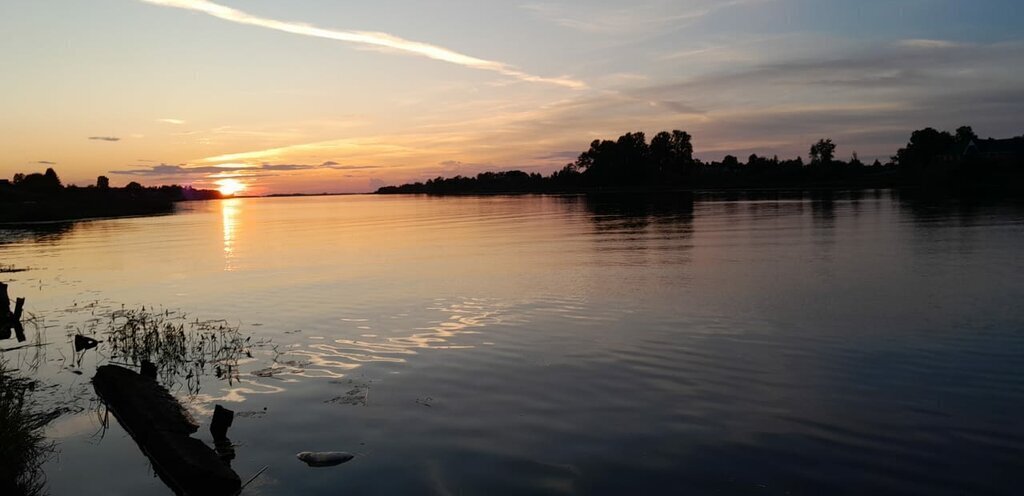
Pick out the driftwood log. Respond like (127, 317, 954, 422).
(0, 282, 26, 342)
(0, 282, 9, 319)
(93, 365, 241, 496)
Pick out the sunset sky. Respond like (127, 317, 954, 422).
(2, 0, 1023, 194)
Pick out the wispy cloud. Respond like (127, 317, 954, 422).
(533, 150, 580, 162)
(259, 162, 380, 171)
(661, 34, 798, 62)
(157, 118, 186, 125)
(110, 160, 377, 177)
(36, 160, 56, 165)
(897, 39, 962, 50)
(177, 37, 1024, 177)
(523, 0, 769, 35)
(112, 164, 224, 176)
(88, 136, 121, 142)
(320, 162, 382, 170)
(138, 0, 585, 89)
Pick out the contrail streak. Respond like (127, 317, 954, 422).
(138, 0, 585, 89)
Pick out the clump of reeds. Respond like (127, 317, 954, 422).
(105, 308, 254, 394)
(0, 359, 55, 496)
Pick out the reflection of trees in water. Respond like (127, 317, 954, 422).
(572, 193, 696, 233)
(0, 361, 55, 496)
(0, 223, 75, 247)
(570, 190, 858, 233)
(709, 189, 885, 230)
(810, 190, 837, 229)
(894, 189, 1024, 227)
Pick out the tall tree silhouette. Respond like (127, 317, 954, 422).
(955, 126, 978, 144)
(895, 128, 955, 170)
(810, 139, 836, 165)
(650, 130, 694, 178)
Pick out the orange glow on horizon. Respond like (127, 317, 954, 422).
(216, 178, 247, 196)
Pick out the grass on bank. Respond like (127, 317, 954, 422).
(0, 359, 55, 496)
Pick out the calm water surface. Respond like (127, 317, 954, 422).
(2, 192, 1024, 495)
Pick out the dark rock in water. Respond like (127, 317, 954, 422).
(296, 451, 355, 467)
(93, 365, 241, 496)
(74, 334, 99, 352)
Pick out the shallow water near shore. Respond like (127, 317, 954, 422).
(2, 191, 1024, 495)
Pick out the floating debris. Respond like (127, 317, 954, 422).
(251, 366, 287, 378)
(325, 379, 370, 406)
(236, 407, 268, 419)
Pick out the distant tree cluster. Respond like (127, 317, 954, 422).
(893, 125, 1024, 185)
(563, 130, 695, 185)
(894, 126, 974, 172)
(378, 125, 1024, 195)
(382, 170, 548, 195)
(9, 168, 63, 193)
(0, 168, 222, 222)
(809, 139, 836, 165)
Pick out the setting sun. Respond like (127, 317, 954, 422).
(215, 178, 246, 196)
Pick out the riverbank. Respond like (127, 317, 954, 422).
(0, 184, 222, 224)
(1, 168, 224, 224)
(0, 195, 177, 224)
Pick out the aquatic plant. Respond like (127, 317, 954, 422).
(0, 359, 56, 496)
(104, 308, 256, 394)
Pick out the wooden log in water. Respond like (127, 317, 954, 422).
(12, 297, 26, 341)
(13, 320, 25, 343)
(93, 365, 241, 496)
(0, 283, 23, 341)
(210, 404, 234, 442)
(0, 282, 10, 320)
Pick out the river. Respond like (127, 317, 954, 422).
(2, 191, 1023, 495)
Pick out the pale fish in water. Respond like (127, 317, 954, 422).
(296, 451, 355, 467)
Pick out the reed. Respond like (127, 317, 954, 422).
(0, 359, 55, 496)
(105, 308, 255, 394)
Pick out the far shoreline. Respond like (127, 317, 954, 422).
(6, 184, 1018, 230)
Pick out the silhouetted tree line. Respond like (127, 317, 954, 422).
(388, 170, 549, 195)
(892, 126, 1024, 187)
(378, 126, 1024, 195)
(0, 168, 222, 222)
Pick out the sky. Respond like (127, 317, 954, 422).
(1, 0, 1023, 194)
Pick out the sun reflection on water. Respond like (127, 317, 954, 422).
(170, 298, 518, 412)
(262, 298, 513, 380)
(221, 199, 241, 271)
